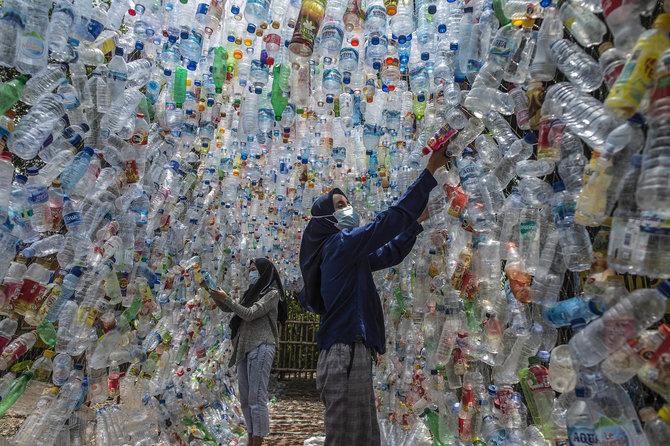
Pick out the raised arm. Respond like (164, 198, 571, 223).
(368, 221, 425, 271)
(223, 289, 280, 322)
(334, 168, 437, 258)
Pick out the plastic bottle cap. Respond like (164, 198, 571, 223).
(653, 13, 670, 32)
(26, 166, 39, 176)
(74, 364, 83, 370)
(115, 47, 124, 56)
(187, 60, 197, 71)
(537, 350, 550, 362)
(70, 266, 84, 277)
(524, 133, 538, 145)
(571, 318, 587, 330)
(21, 248, 35, 258)
(659, 405, 670, 424)
(450, 43, 458, 51)
(639, 407, 657, 422)
(15, 175, 27, 184)
(552, 181, 565, 192)
(0, 152, 11, 162)
(80, 123, 90, 132)
(44, 350, 54, 358)
(575, 387, 590, 398)
(135, 41, 144, 50)
(598, 42, 613, 55)
(655, 280, 670, 299)
(487, 385, 496, 396)
(83, 147, 95, 156)
(631, 154, 642, 167)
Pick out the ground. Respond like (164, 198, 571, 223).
(267, 378, 325, 445)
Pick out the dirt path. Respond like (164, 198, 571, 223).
(267, 379, 325, 446)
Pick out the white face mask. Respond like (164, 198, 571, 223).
(333, 205, 360, 229)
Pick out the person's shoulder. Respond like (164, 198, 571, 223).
(262, 288, 281, 299)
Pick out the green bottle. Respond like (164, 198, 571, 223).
(0, 370, 33, 417)
(518, 356, 558, 439)
(36, 322, 57, 347)
(423, 408, 446, 446)
(271, 65, 289, 121)
(0, 75, 27, 116)
(212, 47, 228, 94)
(174, 67, 188, 107)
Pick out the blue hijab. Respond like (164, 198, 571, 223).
(298, 188, 345, 314)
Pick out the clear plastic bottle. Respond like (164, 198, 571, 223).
(530, 6, 563, 81)
(558, 0, 606, 48)
(550, 39, 602, 93)
(8, 93, 67, 160)
(641, 405, 670, 445)
(548, 344, 576, 393)
(566, 387, 598, 446)
(14, 0, 51, 74)
(568, 281, 670, 367)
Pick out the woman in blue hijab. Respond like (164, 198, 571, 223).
(299, 145, 449, 445)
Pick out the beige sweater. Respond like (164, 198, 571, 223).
(216, 288, 280, 367)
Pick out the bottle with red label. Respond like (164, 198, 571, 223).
(1, 259, 27, 309)
(0, 318, 17, 354)
(519, 356, 560, 440)
(12, 261, 50, 315)
(0, 331, 36, 371)
(598, 43, 626, 91)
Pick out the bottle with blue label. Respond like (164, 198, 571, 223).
(567, 387, 599, 446)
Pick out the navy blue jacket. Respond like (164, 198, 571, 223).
(317, 169, 438, 353)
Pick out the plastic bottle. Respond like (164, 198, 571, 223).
(569, 281, 670, 367)
(0, 371, 33, 417)
(52, 352, 72, 387)
(558, 0, 606, 48)
(548, 344, 576, 394)
(550, 39, 602, 93)
(504, 242, 532, 304)
(0, 331, 37, 371)
(552, 182, 592, 271)
(566, 387, 598, 446)
(601, 325, 670, 384)
(605, 14, 670, 119)
(8, 93, 67, 160)
(14, 0, 50, 74)
(601, 0, 645, 52)
(598, 43, 626, 92)
(289, 0, 327, 58)
(530, 7, 563, 81)
(641, 405, 670, 445)
(0, 318, 18, 354)
(518, 356, 557, 440)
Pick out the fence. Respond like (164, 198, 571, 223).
(272, 296, 320, 380)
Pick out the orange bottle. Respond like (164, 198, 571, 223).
(505, 242, 532, 303)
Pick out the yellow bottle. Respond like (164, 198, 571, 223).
(605, 14, 670, 119)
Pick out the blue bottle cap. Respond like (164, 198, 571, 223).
(21, 247, 35, 258)
(398, 35, 406, 44)
(553, 181, 565, 192)
(74, 364, 83, 370)
(15, 174, 27, 184)
(26, 167, 39, 176)
(83, 146, 94, 156)
(180, 30, 189, 39)
(421, 52, 429, 61)
(631, 154, 642, 167)
(187, 60, 197, 71)
(537, 350, 550, 362)
(70, 266, 84, 277)
(487, 385, 496, 396)
(656, 280, 670, 298)
(524, 132, 538, 145)
(247, 23, 256, 33)
(231, 5, 240, 14)
(326, 95, 334, 103)
(80, 123, 90, 132)
(450, 43, 458, 50)
(373, 61, 381, 70)
(135, 41, 144, 50)
(114, 47, 124, 56)
(371, 36, 380, 45)
(428, 4, 437, 13)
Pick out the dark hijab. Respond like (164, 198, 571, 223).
(230, 258, 287, 339)
(298, 188, 345, 314)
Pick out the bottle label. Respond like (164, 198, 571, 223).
(651, 70, 670, 105)
(603, 318, 636, 352)
(33, 368, 51, 382)
(28, 189, 49, 205)
(108, 69, 128, 83)
(63, 211, 83, 227)
(603, 63, 624, 90)
(595, 419, 630, 446)
(567, 427, 599, 446)
(18, 31, 46, 59)
(320, 24, 344, 47)
(366, 5, 387, 23)
(601, 0, 623, 17)
(537, 118, 563, 159)
(640, 212, 670, 236)
(489, 36, 516, 64)
(124, 160, 140, 184)
(339, 47, 359, 67)
(130, 132, 148, 145)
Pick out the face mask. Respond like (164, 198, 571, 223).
(248, 270, 260, 284)
(333, 206, 360, 229)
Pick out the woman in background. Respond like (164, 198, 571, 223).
(209, 258, 287, 446)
